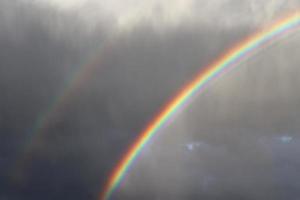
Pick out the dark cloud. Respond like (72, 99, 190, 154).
(0, 1, 109, 199)
(1, 0, 300, 200)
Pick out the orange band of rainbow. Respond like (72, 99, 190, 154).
(101, 12, 300, 200)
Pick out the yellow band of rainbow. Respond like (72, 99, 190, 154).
(100, 12, 300, 200)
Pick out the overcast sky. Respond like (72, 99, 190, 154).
(1, 0, 300, 200)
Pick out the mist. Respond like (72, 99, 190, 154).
(1, 0, 300, 200)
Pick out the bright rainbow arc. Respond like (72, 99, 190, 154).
(101, 13, 300, 200)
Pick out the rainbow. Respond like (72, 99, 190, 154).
(11, 40, 114, 181)
(100, 13, 300, 200)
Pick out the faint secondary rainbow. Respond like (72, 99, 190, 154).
(101, 13, 300, 200)
(11, 38, 114, 182)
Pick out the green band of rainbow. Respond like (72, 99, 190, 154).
(100, 13, 300, 200)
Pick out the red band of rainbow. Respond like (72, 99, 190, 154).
(100, 12, 300, 200)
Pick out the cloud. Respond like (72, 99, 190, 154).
(1, 0, 300, 200)
(29, 0, 300, 31)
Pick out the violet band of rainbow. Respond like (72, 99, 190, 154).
(101, 12, 300, 200)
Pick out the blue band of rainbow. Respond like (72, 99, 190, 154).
(101, 13, 300, 200)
